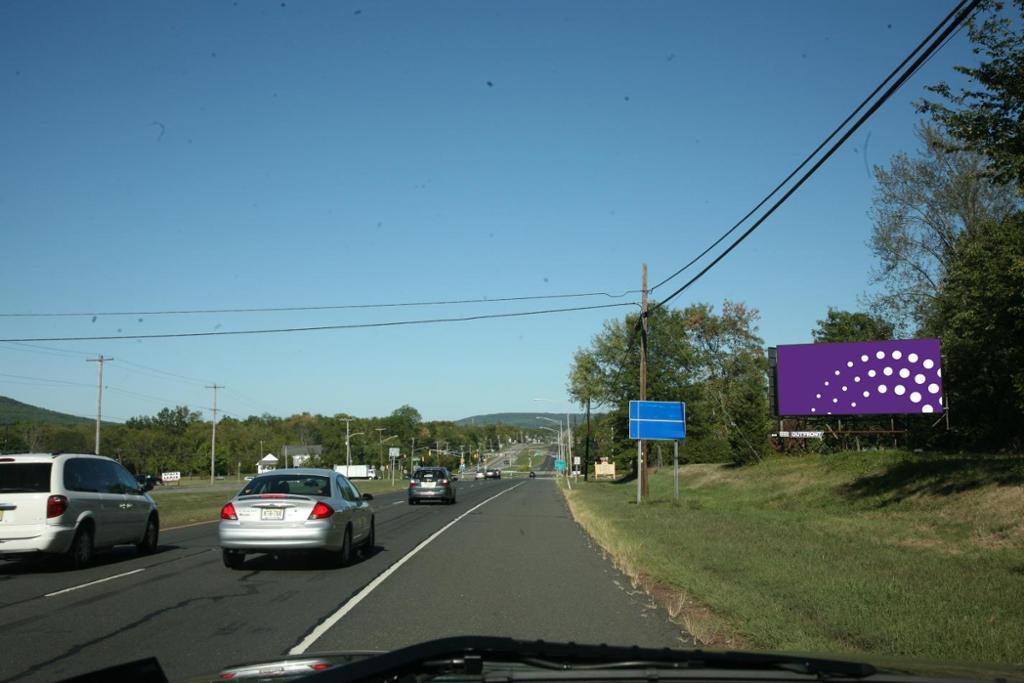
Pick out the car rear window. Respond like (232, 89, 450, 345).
(0, 463, 52, 493)
(240, 475, 331, 497)
(415, 470, 446, 480)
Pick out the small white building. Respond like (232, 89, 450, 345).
(256, 453, 279, 474)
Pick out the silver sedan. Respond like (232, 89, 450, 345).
(218, 468, 374, 569)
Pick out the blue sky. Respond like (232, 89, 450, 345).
(0, 1, 979, 422)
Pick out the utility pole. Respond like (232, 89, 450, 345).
(638, 263, 649, 503)
(376, 428, 386, 472)
(584, 398, 591, 482)
(342, 418, 354, 469)
(206, 384, 223, 484)
(86, 355, 113, 455)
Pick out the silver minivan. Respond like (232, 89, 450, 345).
(0, 453, 160, 568)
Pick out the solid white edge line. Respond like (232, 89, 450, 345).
(289, 482, 525, 655)
(44, 568, 146, 598)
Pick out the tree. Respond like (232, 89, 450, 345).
(568, 350, 604, 479)
(926, 213, 1024, 448)
(918, 0, 1024, 190)
(865, 124, 1019, 333)
(568, 301, 769, 466)
(812, 308, 895, 343)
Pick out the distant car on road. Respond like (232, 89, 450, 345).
(218, 468, 374, 569)
(529, 471, 536, 478)
(408, 467, 456, 505)
(0, 453, 160, 569)
(474, 471, 485, 480)
(485, 469, 501, 479)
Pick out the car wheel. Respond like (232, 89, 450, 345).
(364, 517, 375, 552)
(136, 515, 159, 556)
(66, 525, 94, 570)
(222, 549, 245, 569)
(337, 527, 354, 567)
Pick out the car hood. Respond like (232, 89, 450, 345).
(164, 637, 1024, 683)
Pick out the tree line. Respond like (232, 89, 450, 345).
(1, 404, 535, 477)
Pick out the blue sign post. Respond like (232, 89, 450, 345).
(629, 401, 686, 503)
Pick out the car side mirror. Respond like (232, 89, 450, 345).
(362, 493, 374, 501)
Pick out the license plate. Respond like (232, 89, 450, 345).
(261, 508, 284, 520)
(421, 482, 436, 488)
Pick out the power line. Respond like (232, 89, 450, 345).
(0, 290, 641, 319)
(0, 302, 638, 343)
(648, 0, 977, 294)
(654, 0, 980, 311)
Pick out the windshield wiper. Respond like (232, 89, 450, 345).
(302, 636, 879, 682)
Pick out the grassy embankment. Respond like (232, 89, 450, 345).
(562, 451, 1024, 666)
(152, 478, 407, 528)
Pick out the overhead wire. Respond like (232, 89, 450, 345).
(0, 290, 641, 319)
(652, 0, 980, 312)
(0, 302, 639, 343)
(648, 0, 976, 295)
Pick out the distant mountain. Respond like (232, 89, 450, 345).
(456, 412, 590, 429)
(0, 396, 95, 426)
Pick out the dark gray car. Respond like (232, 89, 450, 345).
(408, 467, 456, 505)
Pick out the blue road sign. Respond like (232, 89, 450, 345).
(629, 400, 686, 440)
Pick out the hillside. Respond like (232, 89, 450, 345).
(0, 396, 94, 426)
(456, 412, 589, 428)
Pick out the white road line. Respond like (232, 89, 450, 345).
(391, 501, 404, 505)
(44, 568, 146, 598)
(290, 482, 524, 655)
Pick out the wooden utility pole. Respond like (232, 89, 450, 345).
(639, 264, 650, 499)
(86, 355, 113, 455)
(206, 384, 223, 483)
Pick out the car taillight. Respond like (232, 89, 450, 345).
(220, 502, 238, 520)
(441, 479, 449, 485)
(311, 663, 331, 671)
(46, 495, 68, 518)
(218, 674, 235, 680)
(409, 481, 417, 488)
(309, 501, 334, 519)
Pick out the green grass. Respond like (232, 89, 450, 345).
(151, 489, 236, 528)
(563, 451, 1024, 666)
(153, 478, 407, 528)
(505, 449, 545, 472)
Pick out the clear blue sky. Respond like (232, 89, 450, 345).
(0, 1, 979, 422)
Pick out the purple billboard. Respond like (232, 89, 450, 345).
(776, 338, 944, 416)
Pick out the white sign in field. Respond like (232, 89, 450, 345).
(777, 431, 825, 439)
(573, 456, 581, 465)
(388, 447, 401, 460)
(161, 471, 181, 482)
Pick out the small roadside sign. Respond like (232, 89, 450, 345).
(161, 471, 181, 485)
(629, 401, 686, 440)
(388, 447, 401, 460)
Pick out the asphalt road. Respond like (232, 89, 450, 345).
(0, 474, 690, 682)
